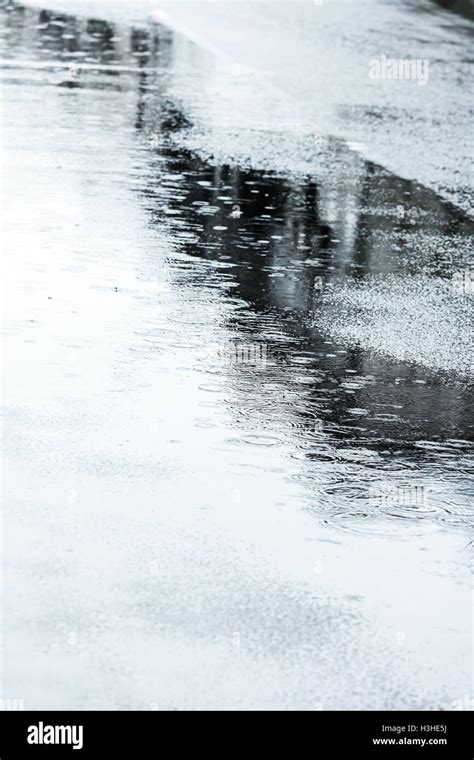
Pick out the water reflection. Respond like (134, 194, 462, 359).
(2, 1, 472, 714)
(1, 1, 472, 529)
(1, 2, 167, 70)
(135, 147, 472, 447)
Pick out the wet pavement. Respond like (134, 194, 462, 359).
(1, 2, 472, 709)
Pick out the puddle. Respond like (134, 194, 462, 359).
(0, 1, 472, 711)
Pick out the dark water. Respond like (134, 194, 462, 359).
(1, 1, 472, 709)
(4, 2, 472, 512)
